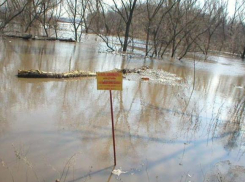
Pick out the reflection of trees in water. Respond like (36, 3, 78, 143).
(1, 38, 245, 164)
(222, 94, 245, 151)
(0, 112, 9, 136)
(180, 102, 204, 140)
(171, 71, 245, 154)
(230, 95, 245, 125)
(0, 39, 25, 134)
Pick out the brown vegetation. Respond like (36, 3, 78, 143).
(0, 0, 245, 59)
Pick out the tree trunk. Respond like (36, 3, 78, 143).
(145, 24, 150, 56)
(43, 3, 49, 37)
(123, 22, 131, 52)
(122, 0, 137, 52)
(54, 26, 58, 39)
(74, 0, 78, 41)
(84, 20, 89, 33)
(171, 38, 176, 57)
(242, 47, 245, 59)
(44, 27, 49, 37)
(74, 27, 78, 41)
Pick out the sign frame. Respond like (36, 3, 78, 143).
(96, 71, 123, 166)
(96, 72, 123, 91)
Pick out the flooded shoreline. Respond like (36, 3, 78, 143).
(0, 37, 245, 182)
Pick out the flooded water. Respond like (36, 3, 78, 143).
(0, 36, 245, 182)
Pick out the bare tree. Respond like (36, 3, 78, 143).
(23, 0, 43, 33)
(155, 0, 203, 58)
(86, 0, 116, 51)
(239, 15, 245, 59)
(66, 0, 82, 41)
(178, 1, 227, 60)
(0, 0, 31, 31)
(227, 0, 245, 58)
(65, 0, 91, 41)
(41, 0, 64, 37)
(79, 0, 91, 34)
(147, 0, 177, 57)
(49, 0, 64, 39)
(139, 0, 165, 56)
(0, 0, 244, 61)
(111, 0, 138, 52)
(195, 0, 227, 59)
(41, 0, 52, 36)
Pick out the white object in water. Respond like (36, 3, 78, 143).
(112, 169, 127, 176)
(241, 125, 245, 131)
(235, 86, 244, 89)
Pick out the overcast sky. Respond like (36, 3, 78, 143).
(227, 0, 236, 16)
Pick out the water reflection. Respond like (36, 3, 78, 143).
(0, 37, 245, 181)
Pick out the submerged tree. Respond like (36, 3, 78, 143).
(66, 0, 91, 41)
(40, 0, 62, 37)
(138, 0, 165, 56)
(0, 0, 245, 60)
(111, 0, 138, 52)
(0, 0, 31, 31)
(66, 0, 81, 41)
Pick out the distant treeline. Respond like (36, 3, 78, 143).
(0, 0, 245, 59)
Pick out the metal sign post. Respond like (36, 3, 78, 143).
(97, 72, 123, 166)
(109, 90, 116, 166)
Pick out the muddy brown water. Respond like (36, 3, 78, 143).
(0, 36, 245, 182)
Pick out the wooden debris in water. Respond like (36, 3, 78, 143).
(17, 66, 182, 86)
(17, 66, 149, 79)
(141, 77, 150, 81)
(124, 66, 183, 86)
(121, 66, 149, 74)
(17, 70, 96, 78)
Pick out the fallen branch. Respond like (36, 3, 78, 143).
(5, 34, 76, 42)
(17, 70, 96, 78)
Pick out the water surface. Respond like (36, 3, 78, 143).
(0, 37, 245, 182)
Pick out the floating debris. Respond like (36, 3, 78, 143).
(17, 70, 96, 78)
(17, 66, 182, 86)
(235, 86, 244, 89)
(124, 67, 182, 86)
(141, 77, 150, 81)
(241, 125, 245, 132)
(112, 169, 127, 176)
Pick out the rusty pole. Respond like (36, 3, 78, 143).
(109, 90, 116, 166)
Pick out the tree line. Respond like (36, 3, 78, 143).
(0, 0, 245, 59)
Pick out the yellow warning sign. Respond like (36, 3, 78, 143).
(97, 72, 123, 90)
